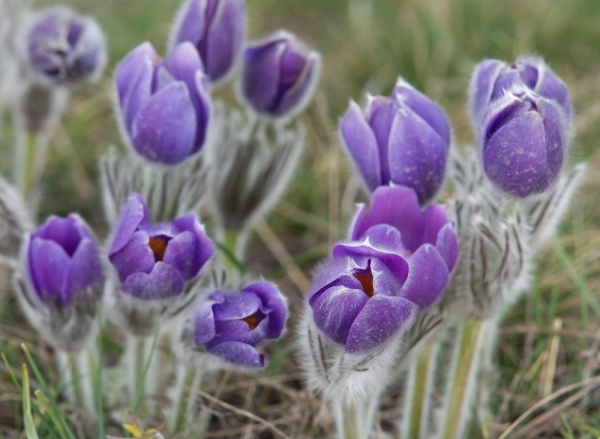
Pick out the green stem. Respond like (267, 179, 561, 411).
(333, 393, 379, 439)
(171, 367, 203, 434)
(18, 131, 37, 200)
(67, 354, 85, 413)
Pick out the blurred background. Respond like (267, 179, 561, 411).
(3, 0, 600, 437)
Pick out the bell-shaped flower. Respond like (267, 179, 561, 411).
(115, 41, 211, 165)
(480, 86, 569, 197)
(26, 6, 107, 84)
(108, 193, 215, 300)
(192, 281, 287, 368)
(341, 78, 451, 205)
(169, 0, 246, 84)
(240, 30, 321, 119)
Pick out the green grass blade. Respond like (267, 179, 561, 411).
(97, 308, 105, 439)
(34, 390, 70, 439)
(22, 364, 40, 439)
(2, 352, 22, 392)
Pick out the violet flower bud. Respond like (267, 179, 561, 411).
(108, 193, 215, 300)
(16, 214, 103, 351)
(241, 31, 321, 119)
(192, 281, 287, 368)
(169, 0, 245, 84)
(115, 41, 211, 165)
(26, 7, 106, 84)
(469, 57, 571, 126)
(480, 87, 569, 197)
(309, 186, 457, 354)
(341, 78, 451, 205)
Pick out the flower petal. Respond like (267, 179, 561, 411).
(208, 341, 264, 368)
(194, 291, 224, 345)
(109, 193, 148, 256)
(28, 237, 69, 305)
(64, 237, 102, 304)
(435, 223, 459, 272)
(212, 291, 260, 321)
(109, 230, 154, 282)
(242, 39, 285, 112)
(171, 213, 215, 272)
(121, 261, 185, 300)
(205, 0, 245, 81)
(400, 244, 449, 308)
(243, 281, 287, 339)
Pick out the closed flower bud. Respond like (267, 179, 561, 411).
(480, 87, 569, 197)
(240, 31, 321, 119)
(341, 78, 451, 205)
(108, 193, 215, 301)
(190, 281, 287, 368)
(169, 0, 245, 84)
(26, 6, 106, 84)
(115, 42, 211, 165)
(469, 57, 571, 127)
(17, 214, 103, 351)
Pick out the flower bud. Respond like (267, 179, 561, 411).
(115, 42, 211, 165)
(469, 57, 571, 126)
(341, 78, 451, 205)
(240, 31, 321, 119)
(190, 281, 287, 368)
(169, 0, 245, 84)
(26, 6, 106, 84)
(480, 87, 569, 197)
(17, 214, 103, 351)
(108, 193, 215, 301)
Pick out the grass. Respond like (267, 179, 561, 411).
(1, 0, 600, 437)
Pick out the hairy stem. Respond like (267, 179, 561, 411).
(333, 392, 380, 439)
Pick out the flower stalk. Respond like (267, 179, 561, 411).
(55, 348, 97, 417)
(332, 392, 380, 439)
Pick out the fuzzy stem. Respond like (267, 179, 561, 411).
(439, 319, 490, 439)
(333, 392, 380, 439)
(56, 350, 96, 418)
(401, 342, 439, 439)
(169, 366, 204, 434)
(124, 333, 159, 412)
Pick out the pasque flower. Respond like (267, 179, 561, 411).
(469, 56, 571, 126)
(108, 193, 215, 300)
(241, 30, 321, 119)
(341, 78, 451, 205)
(480, 86, 569, 197)
(170, 0, 246, 84)
(193, 281, 287, 368)
(115, 41, 210, 165)
(308, 186, 458, 353)
(26, 6, 106, 84)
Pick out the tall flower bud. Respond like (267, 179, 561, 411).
(115, 42, 211, 165)
(480, 86, 569, 197)
(169, 0, 245, 84)
(16, 214, 103, 351)
(26, 6, 106, 85)
(240, 31, 321, 119)
(341, 78, 451, 205)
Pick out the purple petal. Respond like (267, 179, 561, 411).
(366, 96, 398, 183)
(109, 230, 154, 282)
(213, 292, 260, 321)
(173, 0, 205, 47)
(242, 39, 285, 112)
(109, 193, 148, 256)
(345, 295, 416, 353)
(171, 213, 215, 273)
(209, 319, 261, 346)
(536, 67, 571, 118)
(28, 238, 69, 304)
(190, 70, 211, 153)
(307, 258, 362, 304)
(205, 0, 245, 82)
(34, 215, 83, 257)
(131, 81, 196, 165)
(400, 244, 449, 308)
(121, 261, 185, 300)
(207, 341, 264, 368)
(491, 69, 520, 101)
(468, 59, 506, 123)
(163, 231, 199, 280)
(435, 223, 459, 273)
(311, 284, 368, 346)
(243, 282, 287, 339)
(387, 107, 448, 205)
(340, 101, 382, 191)
(422, 204, 451, 246)
(370, 258, 405, 296)
(64, 237, 102, 304)
(533, 98, 567, 193)
(194, 291, 224, 345)
(273, 51, 319, 117)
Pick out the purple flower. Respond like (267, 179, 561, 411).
(241, 31, 321, 119)
(170, 0, 246, 84)
(340, 78, 451, 205)
(480, 87, 569, 197)
(115, 42, 211, 165)
(309, 186, 457, 354)
(108, 194, 215, 300)
(193, 282, 287, 368)
(26, 7, 106, 84)
(26, 214, 102, 307)
(469, 57, 571, 126)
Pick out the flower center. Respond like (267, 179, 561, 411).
(353, 261, 374, 298)
(241, 310, 266, 331)
(148, 235, 170, 262)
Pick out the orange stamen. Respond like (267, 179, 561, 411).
(353, 269, 374, 298)
(242, 314, 259, 330)
(148, 236, 169, 262)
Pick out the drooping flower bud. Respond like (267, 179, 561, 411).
(469, 57, 571, 127)
(115, 42, 211, 165)
(169, 0, 246, 84)
(341, 78, 451, 205)
(108, 193, 215, 301)
(189, 281, 287, 368)
(16, 214, 103, 351)
(26, 6, 106, 85)
(480, 87, 569, 197)
(240, 31, 321, 119)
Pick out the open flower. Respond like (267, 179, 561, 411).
(308, 186, 457, 354)
(192, 281, 287, 368)
(108, 193, 215, 300)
